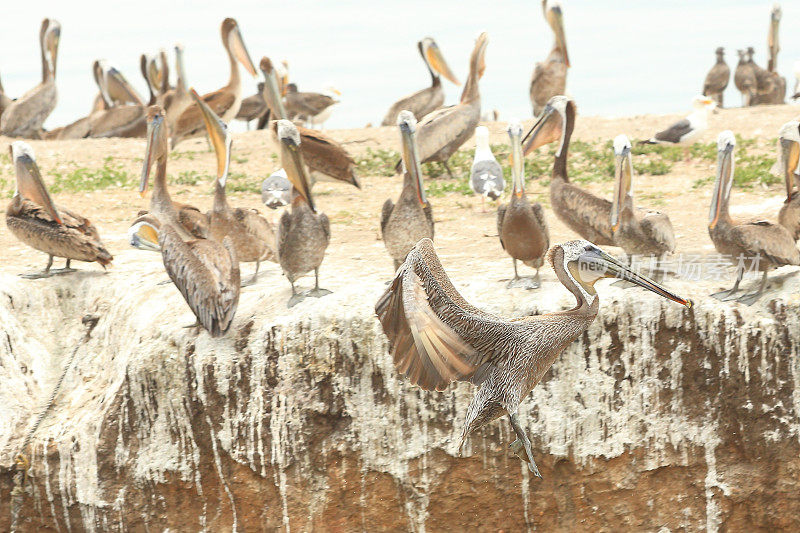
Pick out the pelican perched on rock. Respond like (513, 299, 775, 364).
(130, 107, 240, 336)
(708, 131, 799, 305)
(523, 95, 614, 246)
(1, 19, 60, 137)
(399, 31, 488, 178)
(6, 142, 112, 278)
(381, 37, 460, 126)
(261, 57, 360, 189)
(192, 89, 276, 286)
(470, 126, 504, 210)
(171, 18, 256, 148)
(703, 47, 730, 108)
(641, 96, 715, 157)
(276, 120, 332, 307)
(610, 135, 675, 263)
(381, 111, 435, 270)
(529, 1, 569, 117)
(497, 121, 549, 289)
(735, 49, 757, 106)
(376, 238, 691, 477)
(777, 121, 800, 241)
(261, 168, 292, 209)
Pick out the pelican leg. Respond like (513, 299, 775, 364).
(713, 266, 744, 301)
(442, 160, 455, 179)
(21, 255, 56, 279)
(241, 260, 260, 288)
(508, 413, 542, 478)
(507, 260, 541, 290)
(306, 268, 332, 298)
(183, 320, 201, 329)
(737, 270, 769, 306)
(287, 281, 306, 308)
(50, 258, 77, 276)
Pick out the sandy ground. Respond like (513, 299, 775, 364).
(1, 103, 799, 298)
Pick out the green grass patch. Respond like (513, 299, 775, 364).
(49, 161, 134, 194)
(355, 148, 400, 177)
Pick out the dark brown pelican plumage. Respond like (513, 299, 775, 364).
(747, 47, 785, 105)
(6, 142, 112, 278)
(529, 1, 569, 117)
(381, 37, 460, 126)
(235, 82, 268, 126)
(777, 121, 800, 241)
(497, 121, 549, 288)
(131, 106, 240, 337)
(1, 19, 60, 137)
(398, 32, 487, 178)
(261, 57, 360, 189)
(381, 111, 435, 270)
(708, 131, 800, 305)
(610, 134, 675, 259)
(171, 18, 256, 148)
(375, 238, 691, 477)
(192, 89, 277, 286)
(703, 47, 730, 107)
(283, 83, 338, 127)
(523, 95, 614, 246)
(275, 119, 332, 307)
(734, 49, 757, 106)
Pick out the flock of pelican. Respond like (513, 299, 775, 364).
(3, 2, 799, 477)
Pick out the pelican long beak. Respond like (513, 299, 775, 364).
(230, 25, 257, 77)
(400, 122, 426, 205)
(577, 246, 692, 307)
(260, 57, 287, 119)
(277, 121, 315, 212)
(426, 42, 460, 85)
(128, 220, 161, 252)
(175, 44, 187, 91)
(107, 67, 143, 106)
(48, 25, 61, 77)
(141, 112, 164, 196)
(611, 146, 632, 232)
(547, 5, 569, 68)
(709, 142, 734, 230)
(14, 153, 62, 224)
(190, 88, 231, 187)
(475, 32, 489, 79)
(509, 129, 525, 198)
(522, 104, 564, 155)
(779, 138, 799, 200)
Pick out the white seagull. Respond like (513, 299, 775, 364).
(641, 95, 716, 157)
(470, 126, 505, 211)
(261, 168, 292, 209)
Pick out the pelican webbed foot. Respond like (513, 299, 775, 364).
(506, 276, 541, 290)
(712, 267, 744, 301)
(287, 293, 306, 308)
(20, 255, 57, 279)
(182, 320, 201, 329)
(509, 413, 542, 479)
(241, 260, 261, 288)
(305, 269, 331, 298)
(735, 271, 768, 306)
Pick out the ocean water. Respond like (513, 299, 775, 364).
(1, 0, 798, 132)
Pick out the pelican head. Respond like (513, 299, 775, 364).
(778, 121, 800, 200)
(128, 218, 161, 252)
(544, 1, 569, 67)
(221, 18, 256, 77)
(10, 141, 62, 224)
(41, 19, 61, 78)
(746, 47, 755, 61)
(553, 240, 692, 307)
(507, 120, 525, 197)
(276, 119, 315, 212)
(190, 88, 232, 187)
(715, 47, 725, 58)
(709, 130, 736, 230)
(522, 94, 574, 156)
(141, 106, 168, 196)
(260, 56, 287, 118)
(398, 110, 427, 206)
(418, 37, 460, 85)
(611, 134, 634, 232)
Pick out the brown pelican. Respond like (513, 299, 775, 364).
(261, 57, 360, 188)
(1, 19, 60, 137)
(132, 106, 240, 336)
(747, 47, 785, 105)
(284, 83, 339, 128)
(381, 111, 435, 270)
(708, 131, 799, 305)
(381, 37, 460, 126)
(610, 135, 675, 263)
(6, 142, 112, 278)
(261, 168, 292, 209)
(171, 18, 256, 148)
(0, 73, 11, 119)
(734, 49, 757, 106)
(402, 31, 488, 178)
(375, 238, 691, 477)
(523, 95, 614, 246)
(191, 89, 276, 286)
(703, 47, 730, 107)
(777, 121, 800, 241)
(497, 121, 549, 289)
(276, 120, 331, 307)
(161, 45, 193, 134)
(470, 125, 504, 210)
(89, 60, 143, 112)
(529, 1, 569, 117)
(768, 4, 781, 73)
(236, 82, 268, 128)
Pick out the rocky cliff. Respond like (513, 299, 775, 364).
(1, 258, 800, 532)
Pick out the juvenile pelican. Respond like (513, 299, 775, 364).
(610, 135, 676, 263)
(6, 142, 112, 278)
(777, 121, 800, 241)
(381, 37, 460, 126)
(284, 83, 339, 129)
(708, 131, 799, 305)
(236, 82, 268, 128)
(276, 120, 332, 307)
(747, 47, 784, 105)
(1, 19, 61, 137)
(132, 106, 240, 336)
(381, 111, 435, 270)
(470, 126, 504, 210)
(703, 47, 730, 108)
(497, 121, 549, 288)
(376, 238, 691, 477)
(192, 89, 276, 286)
(734, 49, 757, 106)
(523, 95, 614, 246)
(85, 64, 147, 138)
(529, 1, 569, 117)
(261, 168, 292, 209)
(171, 18, 257, 148)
